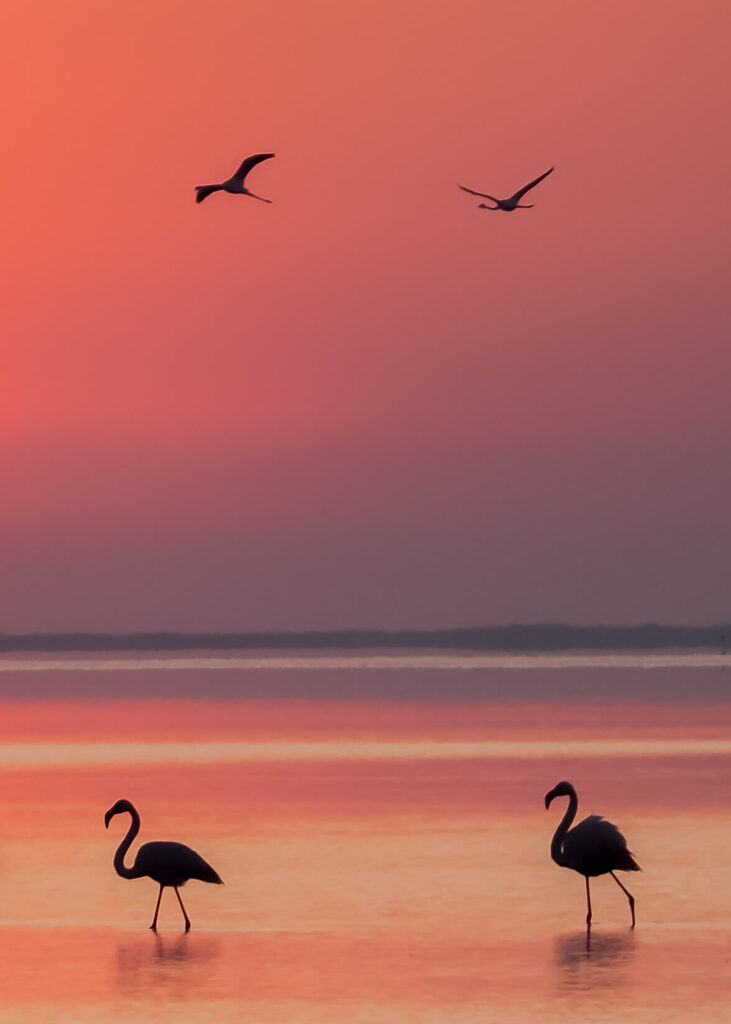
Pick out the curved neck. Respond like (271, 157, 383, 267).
(550, 788, 578, 866)
(113, 807, 142, 879)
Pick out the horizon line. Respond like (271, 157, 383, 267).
(0, 623, 728, 654)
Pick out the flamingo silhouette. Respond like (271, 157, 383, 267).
(459, 166, 554, 210)
(105, 799, 222, 932)
(195, 152, 275, 204)
(545, 781, 640, 928)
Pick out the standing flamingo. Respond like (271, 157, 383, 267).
(104, 799, 222, 932)
(544, 781, 640, 927)
(458, 166, 554, 210)
(195, 152, 275, 204)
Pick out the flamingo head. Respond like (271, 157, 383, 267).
(544, 780, 574, 809)
(105, 798, 136, 828)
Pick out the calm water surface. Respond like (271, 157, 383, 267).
(0, 651, 729, 1023)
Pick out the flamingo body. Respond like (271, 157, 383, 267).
(556, 813, 639, 877)
(545, 781, 639, 927)
(195, 152, 275, 204)
(128, 840, 222, 888)
(105, 799, 222, 932)
(459, 166, 554, 210)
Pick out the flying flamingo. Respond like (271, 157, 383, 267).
(544, 781, 640, 928)
(105, 799, 223, 932)
(459, 166, 554, 210)
(195, 152, 275, 204)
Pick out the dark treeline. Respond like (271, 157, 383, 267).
(0, 624, 728, 653)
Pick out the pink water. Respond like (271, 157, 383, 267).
(0, 653, 729, 1023)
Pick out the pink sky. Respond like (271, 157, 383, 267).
(2, 1, 730, 630)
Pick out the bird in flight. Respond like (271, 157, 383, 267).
(459, 166, 554, 211)
(195, 152, 275, 204)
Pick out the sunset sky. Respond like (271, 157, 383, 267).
(3, 0, 730, 631)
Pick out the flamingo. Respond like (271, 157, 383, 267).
(105, 799, 222, 932)
(459, 166, 554, 210)
(195, 152, 275, 204)
(544, 781, 640, 928)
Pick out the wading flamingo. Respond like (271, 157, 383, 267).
(195, 152, 275, 204)
(105, 799, 222, 932)
(459, 166, 554, 210)
(544, 781, 639, 928)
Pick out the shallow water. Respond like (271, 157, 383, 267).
(0, 652, 729, 1022)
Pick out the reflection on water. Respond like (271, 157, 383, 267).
(116, 932, 220, 998)
(554, 929, 635, 991)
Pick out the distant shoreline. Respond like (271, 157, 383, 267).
(0, 625, 727, 654)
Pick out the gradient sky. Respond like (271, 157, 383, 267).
(3, 0, 730, 631)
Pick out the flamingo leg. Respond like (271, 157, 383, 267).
(610, 871, 636, 927)
(150, 884, 164, 931)
(585, 876, 592, 927)
(174, 886, 192, 932)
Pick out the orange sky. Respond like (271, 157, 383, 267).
(2, 1, 730, 630)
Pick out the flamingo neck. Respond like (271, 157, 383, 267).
(113, 807, 142, 879)
(550, 788, 578, 867)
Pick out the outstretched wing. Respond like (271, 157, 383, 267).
(233, 152, 276, 182)
(562, 814, 640, 876)
(511, 166, 554, 202)
(458, 184, 498, 202)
